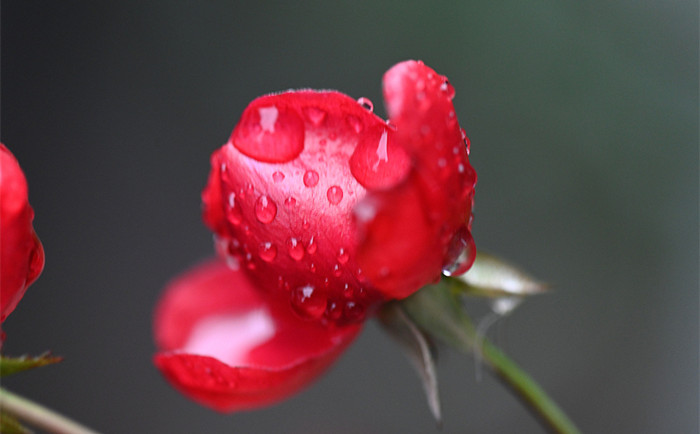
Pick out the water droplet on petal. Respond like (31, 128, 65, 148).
(327, 186, 343, 205)
(442, 226, 476, 276)
(309, 263, 317, 273)
(326, 299, 343, 320)
(303, 170, 319, 187)
(284, 197, 297, 207)
(357, 97, 374, 112)
(350, 128, 411, 190)
(333, 264, 342, 277)
(337, 247, 349, 264)
(254, 195, 277, 224)
(307, 236, 318, 254)
(343, 283, 353, 298)
(225, 192, 242, 225)
(343, 301, 365, 322)
(258, 242, 277, 262)
(287, 237, 305, 261)
(303, 106, 327, 126)
(232, 104, 305, 163)
(291, 285, 327, 319)
(272, 171, 285, 182)
(440, 78, 456, 100)
(346, 115, 363, 133)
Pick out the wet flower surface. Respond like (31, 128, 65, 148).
(155, 60, 476, 411)
(0, 144, 44, 322)
(202, 60, 476, 324)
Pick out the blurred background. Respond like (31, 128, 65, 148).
(2, 1, 697, 433)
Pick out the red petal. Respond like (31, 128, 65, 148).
(1, 144, 44, 322)
(202, 91, 387, 324)
(355, 61, 477, 298)
(153, 259, 361, 412)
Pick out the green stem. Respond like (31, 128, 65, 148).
(0, 388, 100, 434)
(402, 279, 581, 434)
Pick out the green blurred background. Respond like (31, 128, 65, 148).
(2, 1, 697, 432)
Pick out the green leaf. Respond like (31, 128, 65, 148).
(0, 411, 32, 434)
(454, 251, 549, 299)
(378, 302, 442, 426)
(0, 353, 63, 378)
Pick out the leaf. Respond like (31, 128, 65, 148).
(453, 251, 548, 298)
(0, 353, 63, 378)
(0, 411, 32, 434)
(378, 302, 442, 426)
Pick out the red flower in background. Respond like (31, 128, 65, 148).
(1, 144, 44, 322)
(154, 60, 476, 411)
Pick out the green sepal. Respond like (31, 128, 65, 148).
(0, 353, 63, 378)
(454, 251, 548, 299)
(378, 302, 442, 427)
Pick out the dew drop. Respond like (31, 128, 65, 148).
(343, 301, 365, 322)
(254, 195, 277, 224)
(225, 192, 242, 225)
(232, 104, 305, 163)
(346, 115, 363, 134)
(303, 170, 319, 187)
(440, 79, 456, 100)
(287, 237, 305, 261)
(307, 236, 318, 254)
(302, 219, 310, 230)
(337, 247, 349, 264)
(442, 226, 476, 276)
(284, 197, 297, 208)
(326, 300, 343, 320)
(343, 283, 353, 298)
(272, 171, 285, 183)
(303, 106, 327, 126)
(309, 263, 317, 273)
(258, 242, 277, 262)
(291, 285, 327, 320)
(357, 97, 374, 112)
(326, 185, 343, 205)
(332, 264, 342, 277)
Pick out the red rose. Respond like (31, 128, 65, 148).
(154, 259, 361, 412)
(0, 144, 44, 322)
(202, 60, 476, 324)
(155, 60, 476, 412)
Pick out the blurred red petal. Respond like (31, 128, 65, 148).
(154, 259, 361, 412)
(1, 144, 44, 322)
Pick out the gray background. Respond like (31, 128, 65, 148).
(2, 1, 697, 433)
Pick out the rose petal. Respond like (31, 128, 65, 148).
(355, 61, 477, 298)
(153, 259, 361, 412)
(1, 144, 44, 322)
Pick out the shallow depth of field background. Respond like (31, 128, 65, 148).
(2, 2, 697, 433)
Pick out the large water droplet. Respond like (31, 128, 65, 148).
(254, 195, 277, 224)
(303, 106, 327, 126)
(337, 247, 349, 264)
(350, 128, 411, 190)
(232, 104, 305, 163)
(442, 226, 476, 276)
(303, 170, 319, 187)
(357, 97, 374, 112)
(291, 285, 327, 320)
(326, 186, 343, 205)
(287, 237, 305, 261)
(258, 242, 277, 262)
(225, 192, 242, 225)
